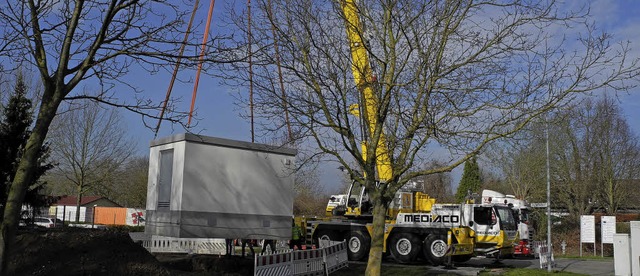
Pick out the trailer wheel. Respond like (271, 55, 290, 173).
(423, 235, 447, 266)
(347, 231, 370, 261)
(389, 233, 421, 264)
(316, 231, 339, 248)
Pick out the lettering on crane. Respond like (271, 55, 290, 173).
(403, 214, 460, 223)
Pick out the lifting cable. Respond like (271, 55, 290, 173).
(155, 0, 200, 137)
(267, 0, 292, 142)
(188, 0, 217, 126)
(248, 0, 254, 142)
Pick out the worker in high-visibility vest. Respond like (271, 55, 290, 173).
(290, 219, 303, 250)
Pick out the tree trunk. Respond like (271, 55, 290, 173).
(365, 198, 387, 276)
(75, 192, 83, 223)
(0, 95, 61, 274)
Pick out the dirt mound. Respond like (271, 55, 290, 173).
(9, 227, 169, 276)
(155, 254, 254, 275)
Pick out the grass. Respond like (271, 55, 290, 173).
(331, 264, 589, 276)
(558, 255, 613, 260)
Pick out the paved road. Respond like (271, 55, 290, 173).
(545, 258, 614, 276)
(437, 256, 614, 275)
(373, 256, 615, 275)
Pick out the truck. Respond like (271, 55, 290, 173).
(482, 189, 533, 256)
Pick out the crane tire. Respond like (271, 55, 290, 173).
(389, 233, 421, 264)
(423, 234, 447, 266)
(347, 231, 370, 261)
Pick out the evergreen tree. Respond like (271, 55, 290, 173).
(455, 157, 483, 202)
(0, 75, 54, 221)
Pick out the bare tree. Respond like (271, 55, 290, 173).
(109, 156, 149, 208)
(418, 161, 453, 202)
(0, 1, 236, 271)
(49, 101, 134, 222)
(49, 154, 150, 209)
(590, 96, 640, 214)
(552, 107, 600, 222)
(293, 166, 328, 217)
(479, 168, 512, 198)
(488, 96, 640, 219)
(484, 126, 548, 201)
(552, 96, 640, 219)
(223, 1, 639, 273)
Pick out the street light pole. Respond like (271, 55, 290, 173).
(546, 115, 552, 272)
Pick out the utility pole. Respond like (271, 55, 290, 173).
(546, 113, 552, 272)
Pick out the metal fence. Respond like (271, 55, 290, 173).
(23, 205, 145, 226)
(140, 235, 227, 255)
(532, 240, 555, 269)
(254, 241, 348, 276)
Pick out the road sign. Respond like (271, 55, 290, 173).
(601, 216, 616, 244)
(581, 215, 596, 243)
(530, 202, 548, 208)
(580, 215, 597, 257)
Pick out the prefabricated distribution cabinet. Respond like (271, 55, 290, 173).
(145, 133, 296, 240)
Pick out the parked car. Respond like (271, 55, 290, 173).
(33, 217, 63, 228)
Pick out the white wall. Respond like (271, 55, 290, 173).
(51, 206, 87, 222)
(126, 208, 146, 226)
(181, 141, 295, 216)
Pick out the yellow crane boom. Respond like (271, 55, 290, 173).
(341, 0, 392, 182)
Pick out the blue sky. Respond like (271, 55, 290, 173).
(589, 0, 640, 132)
(119, 0, 640, 194)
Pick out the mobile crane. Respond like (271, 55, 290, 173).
(297, 0, 519, 266)
(317, 180, 520, 263)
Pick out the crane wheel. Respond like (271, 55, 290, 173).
(347, 231, 370, 261)
(423, 234, 447, 266)
(389, 233, 421, 264)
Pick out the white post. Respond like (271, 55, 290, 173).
(613, 234, 630, 276)
(630, 221, 640, 276)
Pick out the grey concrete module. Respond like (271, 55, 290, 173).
(145, 133, 296, 240)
